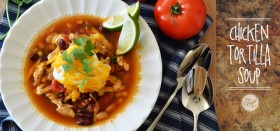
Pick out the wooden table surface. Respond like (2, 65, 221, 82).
(200, 1, 217, 127)
(201, 0, 216, 98)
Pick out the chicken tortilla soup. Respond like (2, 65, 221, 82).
(23, 15, 141, 127)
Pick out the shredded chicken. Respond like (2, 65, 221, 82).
(47, 47, 59, 63)
(45, 93, 75, 117)
(52, 34, 65, 45)
(69, 33, 76, 40)
(36, 84, 49, 95)
(117, 56, 129, 71)
(33, 62, 47, 86)
(45, 93, 60, 105)
(56, 105, 75, 118)
(89, 28, 113, 52)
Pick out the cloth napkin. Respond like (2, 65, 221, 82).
(0, 0, 219, 131)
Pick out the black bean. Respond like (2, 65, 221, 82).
(60, 93, 65, 103)
(65, 99, 73, 105)
(58, 39, 68, 50)
(91, 92, 100, 100)
(46, 63, 51, 68)
(81, 93, 90, 99)
(73, 101, 80, 109)
(39, 55, 48, 62)
(30, 52, 39, 62)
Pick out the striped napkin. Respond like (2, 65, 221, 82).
(0, 0, 219, 131)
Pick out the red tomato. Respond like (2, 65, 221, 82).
(154, 0, 206, 40)
(50, 79, 66, 92)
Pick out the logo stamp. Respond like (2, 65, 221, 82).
(242, 94, 259, 111)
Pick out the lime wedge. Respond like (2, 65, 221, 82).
(103, 1, 140, 31)
(127, 1, 140, 20)
(116, 13, 140, 55)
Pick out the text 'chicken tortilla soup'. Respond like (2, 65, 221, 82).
(23, 15, 141, 127)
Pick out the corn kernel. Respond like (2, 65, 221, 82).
(37, 51, 43, 57)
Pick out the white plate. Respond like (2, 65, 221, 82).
(0, 0, 162, 130)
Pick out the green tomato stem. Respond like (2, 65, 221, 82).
(170, 3, 181, 15)
(169, 2, 181, 26)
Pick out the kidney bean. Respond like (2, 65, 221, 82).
(76, 111, 92, 118)
(76, 112, 84, 117)
(76, 111, 93, 125)
(76, 118, 93, 125)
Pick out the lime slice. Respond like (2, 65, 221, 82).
(116, 13, 140, 55)
(103, 1, 140, 31)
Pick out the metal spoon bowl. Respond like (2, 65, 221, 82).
(182, 66, 214, 131)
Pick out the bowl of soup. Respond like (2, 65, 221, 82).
(0, 0, 162, 130)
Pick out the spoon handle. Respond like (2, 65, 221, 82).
(147, 77, 185, 131)
(193, 113, 199, 131)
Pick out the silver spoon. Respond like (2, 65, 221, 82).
(147, 44, 211, 131)
(182, 66, 214, 131)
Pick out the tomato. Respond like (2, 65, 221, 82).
(50, 79, 66, 92)
(154, 0, 206, 40)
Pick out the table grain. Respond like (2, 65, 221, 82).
(201, 0, 216, 99)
